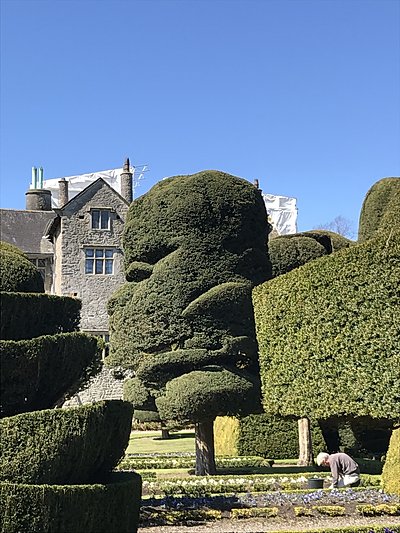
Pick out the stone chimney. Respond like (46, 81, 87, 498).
(25, 189, 52, 211)
(120, 157, 133, 204)
(58, 178, 69, 207)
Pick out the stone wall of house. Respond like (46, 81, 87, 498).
(63, 366, 134, 407)
(55, 182, 129, 332)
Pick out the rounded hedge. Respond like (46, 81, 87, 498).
(0, 401, 133, 484)
(268, 236, 327, 278)
(0, 332, 101, 417)
(0, 292, 81, 341)
(0, 248, 44, 294)
(0, 472, 141, 533)
(358, 177, 400, 243)
(253, 232, 400, 421)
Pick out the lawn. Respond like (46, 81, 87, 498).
(126, 429, 195, 455)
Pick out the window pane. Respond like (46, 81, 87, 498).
(85, 259, 94, 274)
(38, 259, 46, 267)
(95, 259, 103, 274)
(92, 210, 100, 229)
(86, 249, 94, 258)
(100, 211, 109, 229)
(105, 249, 113, 258)
(95, 249, 104, 258)
(105, 259, 113, 274)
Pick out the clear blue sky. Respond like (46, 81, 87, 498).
(1, 0, 399, 233)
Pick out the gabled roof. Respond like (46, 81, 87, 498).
(54, 177, 129, 214)
(0, 209, 56, 254)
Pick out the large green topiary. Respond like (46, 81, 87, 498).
(0, 401, 133, 484)
(0, 246, 44, 293)
(358, 177, 400, 242)
(108, 170, 270, 474)
(382, 427, 400, 495)
(0, 472, 141, 533)
(254, 231, 400, 422)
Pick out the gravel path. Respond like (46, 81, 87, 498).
(138, 515, 400, 532)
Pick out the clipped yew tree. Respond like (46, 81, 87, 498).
(253, 226, 400, 465)
(0, 244, 141, 533)
(108, 170, 270, 475)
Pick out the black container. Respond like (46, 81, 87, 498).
(307, 477, 324, 489)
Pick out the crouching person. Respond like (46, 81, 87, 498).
(316, 452, 360, 488)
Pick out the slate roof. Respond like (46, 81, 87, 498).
(0, 209, 56, 254)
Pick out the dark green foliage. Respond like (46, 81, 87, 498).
(236, 414, 326, 459)
(0, 242, 26, 256)
(134, 409, 161, 423)
(123, 377, 153, 410)
(320, 417, 393, 456)
(0, 248, 44, 293)
(0, 333, 101, 417)
(0, 401, 133, 484)
(268, 236, 327, 277)
(268, 230, 354, 279)
(156, 366, 260, 424)
(108, 170, 270, 425)
(0, 292, 81, 340)
(0, 472, 142, 533)
(358, 177, 400, 242)
(254, 232, 400, 421)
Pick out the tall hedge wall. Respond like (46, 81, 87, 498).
(0, 248, 44, 293)
(358, 177, 400, 243)
(0, 401, 133, 484)
(0, 472, 142, 533)
(253, 232, 400, 421)
(0, 332, 101, 417)
(0, 292, 81, 340)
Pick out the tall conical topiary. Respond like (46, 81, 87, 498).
(107, 170, 270, 475)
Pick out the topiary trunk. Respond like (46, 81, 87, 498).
(195, 419, 216, 476)
(298, 417, 314, 466)
(160, 422, 170, 440)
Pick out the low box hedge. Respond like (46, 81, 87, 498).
(268, 527, 400, 533)
(0, 292, 81, 341)
(0, 332, 100, 417)
(1, 401, 133, 484)
(0, 471, 142, 533)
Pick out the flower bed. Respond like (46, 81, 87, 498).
(118, 455, 271, 470)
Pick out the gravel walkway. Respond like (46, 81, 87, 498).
(138, 515, 400, 532)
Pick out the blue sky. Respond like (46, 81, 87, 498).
(1, 0, 399, 233)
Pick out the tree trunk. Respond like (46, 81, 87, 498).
(160, 422, 170, 440)
(195, 419, 216, 476)
(298, 417, 313, 466)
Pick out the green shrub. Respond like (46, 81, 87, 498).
(382, 427, 400, 495)
(254, 232, 400, 421)
(0, 292, 81, 340)
(0, 249, 44, 293)
(0, 332, 101, 416)
(268, 235, 327, 277)
(0, 472, 141, 533)
(236, 414, 326, 459)
(214, 416, 239, 456)
(0, 242, 26, 257)
(268, 527, 400, 533)
(0, 401, 133, 484)
(294, 506, 314, 516)
(313, 505, 346, 516)
(357, 504, 400, 516)
(358, 177, 400, 242)
(231, 507, 278, 518)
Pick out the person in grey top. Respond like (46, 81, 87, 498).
(316, 452, 360, 488)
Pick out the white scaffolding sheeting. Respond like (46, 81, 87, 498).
(42, 167, 141, 208)
(263, 193, 297, 235)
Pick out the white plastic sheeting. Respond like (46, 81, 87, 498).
(262, 193, 297, 235)
(42, 167, 140, 208)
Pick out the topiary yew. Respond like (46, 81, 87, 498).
(108, 170, 270, 475)
(382, 427, 400, 495)
(0, 243, 44, 293)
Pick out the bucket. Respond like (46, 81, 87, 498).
(307, 477, 324, 489)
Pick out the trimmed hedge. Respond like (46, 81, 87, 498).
(358, 177, 400, 242)
(0, 332, 101, 416)
(268, 528, 400, 533)
(0, 292, 81, 340)
(0, 472, 142, 533)
(382, 427, 400, 495)
(0, 400, 133, 484)
(214, 415, 326, 459)
(268, 236, 327, 277)
(0, 248, 44, 293)
(253, 232, 400, 421)
(0, 242, 26, 257)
